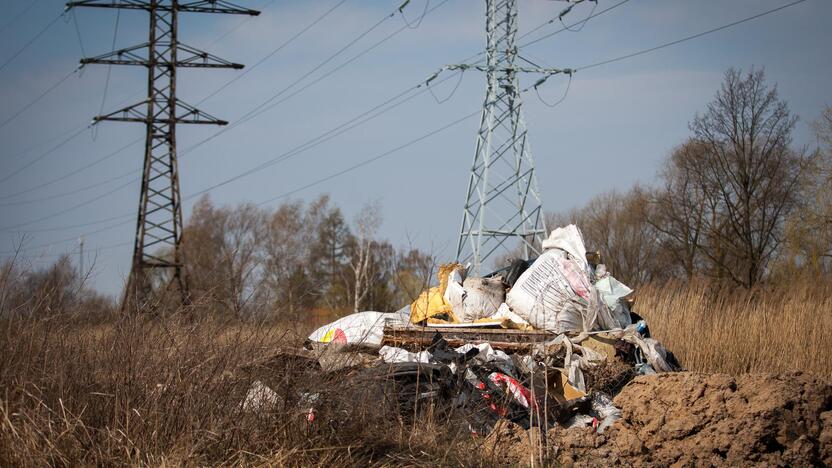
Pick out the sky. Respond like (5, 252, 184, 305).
(0, 0, 830, 297)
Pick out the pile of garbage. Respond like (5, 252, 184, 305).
(252, 225, 682, 437)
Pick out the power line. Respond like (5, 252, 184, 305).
(185, 68, 470, 199)
(3, 0, 812, 261)
(228, 1, 417, 125)
(96, 6, 121, 120)
(70, 9, 87, 57)
(206, 0, 275, 48)
(2, 0, 453, 233)
(0, 104, 478, 256)
(518, 0, 631, 48)
(0, 172, 133, 207)
(0, 123, 91, 185)
(256, 109, 479, 207)
(0, 12, 62, 74)
(181, 0, 452, 159)
(2, 67, 469, 233)
(0, 137, 142, 200)
(0, 66, 81, 133)
(0, 0, 392, 202)
(0, 1, 41, 37)
(196, 0, 350, 106)
(575, 0, 809, 72)
(0, 179, 134, 233)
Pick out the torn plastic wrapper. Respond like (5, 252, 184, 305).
(541, 224, 589, 271)
(242, 380, 280, 412)
(410, 263, 465, 324)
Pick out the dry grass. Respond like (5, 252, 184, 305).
(1, 281, 830, 465)
(0, 313, 484, 466)
(637, 280, 832, 376)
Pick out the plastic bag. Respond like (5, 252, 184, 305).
(541, 224, 589, 271)
(458, 277, 505, 322)
(242, 380, 280, 412)
(379, 345, 433, 364)
(308, 311, 405, 347)
(506, 249, 603, 333)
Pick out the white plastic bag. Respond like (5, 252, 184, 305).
(506, 250, 603, 333)
(378, 345, 433, 364)
(458, 277, 505, 322)
(307, 311, 406, 347)
(443, 267, 467, 314)
(541, 224, 588, 271)
(242, 380, 280, 412)
(488, 302, 531, 327)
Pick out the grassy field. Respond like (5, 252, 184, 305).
(1, 282, 829, 465)
(637, 281, 832, 376)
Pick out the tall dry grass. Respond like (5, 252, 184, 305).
(0, 312, 488, 466)
(637, 280, 832, 376)
(2, 281, 830, 465)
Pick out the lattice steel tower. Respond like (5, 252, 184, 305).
(67, 1, 259, 309)
(456, 0, 558, 273)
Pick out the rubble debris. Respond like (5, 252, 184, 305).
(295, 224, 684, 441)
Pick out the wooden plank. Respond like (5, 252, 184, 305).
(382, 324, 557, 352)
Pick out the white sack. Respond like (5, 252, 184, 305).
(506, 249, 603, 333)
(443, 269, 466, 316)
(307, 311, 407, 347)
(458, 277, 505, 322)
(455, 342, 512, 367)
(541, 224, 588, 271)
(595, 276, 633, 310)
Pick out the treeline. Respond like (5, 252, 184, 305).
(181, 195, 434, 320)
(554, 69, 831, 288)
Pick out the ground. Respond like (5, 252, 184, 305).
(485, 372, 832, 467)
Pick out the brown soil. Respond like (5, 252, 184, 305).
(491, 372, 832, 467)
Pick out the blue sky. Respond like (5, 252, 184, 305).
(1, 0, 829, 296)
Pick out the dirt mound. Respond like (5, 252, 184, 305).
(553, 372, 832, 467)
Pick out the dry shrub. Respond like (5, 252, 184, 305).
(636, 280, 832, 376)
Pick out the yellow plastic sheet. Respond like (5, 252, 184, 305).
(409, 263, 462, 324)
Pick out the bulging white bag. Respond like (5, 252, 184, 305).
(506, 249, 603, 333)
(458, 276, 505, 322)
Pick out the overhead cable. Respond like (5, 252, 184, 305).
(575, 0, 809, 72)
(0, 12, 62, 74)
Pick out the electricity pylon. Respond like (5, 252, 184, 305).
(67, 1, 259, 310)
(456, 0, 567, 274)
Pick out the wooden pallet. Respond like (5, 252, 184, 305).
(382, 324, 556, 352)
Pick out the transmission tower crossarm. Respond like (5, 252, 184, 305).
(81, 42, 244, 68)
(92, 99, 229, 125)
(67, 1, 260, 15)
(446, 63, 572, 76)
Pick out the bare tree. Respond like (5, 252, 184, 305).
(687, 67, 808, 287)
(776, 105, 832, 276)
(646, 140, 710, 278)
(348, 200, 382, 312)
(183, 196, 266, 317)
